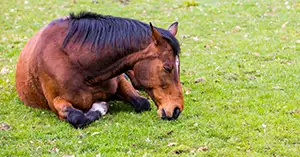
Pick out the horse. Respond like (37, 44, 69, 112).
(15, 11, 184, 128)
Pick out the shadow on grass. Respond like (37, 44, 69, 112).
(107, 100, 134, 115)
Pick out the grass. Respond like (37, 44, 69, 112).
(0, 0, 299, 156)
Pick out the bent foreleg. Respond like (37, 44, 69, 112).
(116, 75, 151, 112)
(53, 97, 90, 128)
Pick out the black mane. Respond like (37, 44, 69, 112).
(62, 11, 180, 56)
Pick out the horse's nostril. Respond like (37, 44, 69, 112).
(161, 107, 181, 120)
(172, 107, 181, 119)
(161, 108, 173, 120)
(161, 108, 167, 119)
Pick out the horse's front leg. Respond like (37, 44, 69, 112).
(116, 75, 151, 112)
(53, 97, 108, 128)
(52, 96, 92, 128)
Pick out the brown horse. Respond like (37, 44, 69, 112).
(16, 12, 184, 128)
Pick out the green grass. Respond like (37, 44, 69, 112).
(0, 0, 299, 156)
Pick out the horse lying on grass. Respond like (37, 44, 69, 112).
(16, 12, 184, 128)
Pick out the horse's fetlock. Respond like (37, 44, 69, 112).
(66, 107, 91, 128)
(85, 110, 101, 122)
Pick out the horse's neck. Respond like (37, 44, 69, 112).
(86, 45, 155, 84)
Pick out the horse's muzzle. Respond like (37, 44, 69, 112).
(161, 107, 181, 120)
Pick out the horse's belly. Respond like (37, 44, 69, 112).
(90, 77, 119, 101)
(58, 76, 119, 111)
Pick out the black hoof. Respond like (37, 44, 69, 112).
(66, 107, 91, 128)
(131, 97, 151, 113)
(85, 110, 101, 122)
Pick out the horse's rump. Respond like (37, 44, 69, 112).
(16, 28, 49, 109)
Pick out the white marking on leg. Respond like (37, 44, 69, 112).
(90, 102, 109, 115)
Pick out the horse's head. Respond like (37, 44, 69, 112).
(132, 22, 184, 120)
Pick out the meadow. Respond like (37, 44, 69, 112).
(0, 0, 299, 156)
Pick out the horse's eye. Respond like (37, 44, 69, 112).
(163, 64, 173, 73)
(161, 84, 168, 89)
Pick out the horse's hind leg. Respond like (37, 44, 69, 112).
(53, 97, 93, 128)
(116, 75, 151, 112)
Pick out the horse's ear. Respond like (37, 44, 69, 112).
(168, 22, 178, 36)
(150, 22, 163, 44)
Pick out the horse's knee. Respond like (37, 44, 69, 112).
(52, 97, 73, 119)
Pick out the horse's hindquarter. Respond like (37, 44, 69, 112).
(16, 27, 49, 109)
(16, 20, 120, 112)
